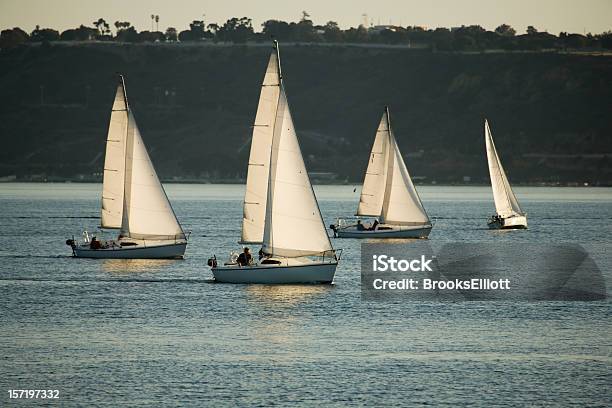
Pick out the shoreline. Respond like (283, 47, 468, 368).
(0, 180, 610, 187)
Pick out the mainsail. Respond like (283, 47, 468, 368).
(118, 87, 185, 241)
(356, 114, 389, 217)
(240, 52, 281, 244)
(357, 107, 430, 226)
(261, 45, 333, 258)
(100, 79, 129, 229)
(485, 120, 523, 218)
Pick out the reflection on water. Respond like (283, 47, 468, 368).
(245, 284, 333, 306)
(101, 259, 177, 274)
(488, 228, 524, 235)
(247, 312, 300, 347)
(244, 285, 333, 348)
(365, 238, 423, 244)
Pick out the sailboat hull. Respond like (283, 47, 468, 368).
(72, 242, 187, 259)
(488, 215, 528, 230)
(211, 260, 337, 284)
(335, 224, 432, 239)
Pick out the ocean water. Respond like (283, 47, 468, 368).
(0, 183, 610, 407)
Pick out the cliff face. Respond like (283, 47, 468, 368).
(1, 43, 611, 184)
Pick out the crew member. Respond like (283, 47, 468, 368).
(237, 247, 252, 266)
(90, 236, 101, 249)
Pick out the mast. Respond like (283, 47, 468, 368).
(119, 74, 129, 112)
(385, 105, 391, 136)
(274, 40, 282, 82)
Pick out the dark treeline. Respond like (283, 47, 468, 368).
(1, 44, 611, 184)
(1, 12, 612, 51)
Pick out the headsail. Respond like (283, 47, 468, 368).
(485, 120, 523, 217)
(358, 107, 430, 226)
(120, 98, 185, 241)
(100, 78, 129, 229)
(241, 52, 281, 244)
(380, 108, 430, 226)
(261, 44, 333, 258)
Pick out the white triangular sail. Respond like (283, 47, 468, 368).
(120, 111, 185, 241)
(261, 87, 333, 257)
(356, 114, 390, 217)
(357, 108, 430, 226)
(485, 120, 523, 218)
(381, 129, 431, 226)
(241, 52, 281, 244)
(100, 81, 128, 228)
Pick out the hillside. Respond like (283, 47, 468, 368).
(1, 42, 611, 184)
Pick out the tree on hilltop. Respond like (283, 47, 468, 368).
(495, 24, 516, 37)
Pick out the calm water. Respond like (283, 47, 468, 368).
(1, 183, 610, 407)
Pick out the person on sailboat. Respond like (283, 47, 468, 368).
(90, 236, 101, 250)
(237, 247, 252, 266)
(356, 220, 365, 231)
(368, 220, 379, 231)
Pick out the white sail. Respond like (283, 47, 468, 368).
(120, 112, 185, 241)
(261, 88, 333, 257)
(380, 111, 430, 226)
(241, 52, 281, 244)
(100, 80, 128, 229)
(358, 108, 430, 226)
(485, 120, 523, 217)
(356, 114, 390, 217)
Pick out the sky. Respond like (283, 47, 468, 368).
(1, 0, 611, 35)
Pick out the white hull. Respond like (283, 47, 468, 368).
(211, 259, 337, 284)
(488, 215, 527, 230)
(335, 224, 432, 239)
(72, 242, 186, 259)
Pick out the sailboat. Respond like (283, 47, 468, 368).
(484, 119, 527, 229)
(66, 75, 188, 258)
(330, 106, 432, 239)
(209, 42, 340, 284)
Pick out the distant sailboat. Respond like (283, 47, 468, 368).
(330, 106, 432, 238)
(485, 119, 527, 229)
(210, 42, 340, 284)
(66, 75, 188, 258)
